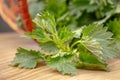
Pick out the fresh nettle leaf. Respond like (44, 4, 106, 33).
(28, 12, 74, 52)
(111, 40, 120, 54)
(58, 27, 74, 43)
(71, 24, 120, 60)
(81, 24, 118, 59)
(77, 44, 107, 71)
(26, 29, 52, 43)
(33, 12, 56, 34)
(82, 24, 113, 39)
(107, 19, 120, 40)
(80, 37, 103, 59)
(46, 51, 77, 75)
(11, 47, 45, 68)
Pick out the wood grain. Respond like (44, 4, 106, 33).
(0, 33, 120, 80)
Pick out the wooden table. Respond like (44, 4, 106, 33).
(0, 33, 120, 80)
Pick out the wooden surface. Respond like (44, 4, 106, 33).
(0, 33, 120, 80)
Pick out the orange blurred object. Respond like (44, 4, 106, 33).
(0, 0, 34, 34)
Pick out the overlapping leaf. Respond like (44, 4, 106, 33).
(80, 24, 120, 59)
(77, 44, 107, 71)
(46, 52, 77, 75)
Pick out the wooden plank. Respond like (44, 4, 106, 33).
(0, 33, 120, 80)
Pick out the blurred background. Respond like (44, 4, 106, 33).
(0, 16, 14, 32)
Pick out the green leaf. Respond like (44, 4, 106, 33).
(32, 11, 73, 52)
(26, 29, 52, 43)
(11, 47, 45, 68)
(80, 52, 106, 65)
(94, 0, 115, 19)
(33, 12, 56, 34)
(81, 24, 120, 59)
(80, 37, 103, 59)
(44, 0, 67, 18)
(112, 40, 120, 53)
(40, 41, 59, 53)
(77, 44, 107, 71)
(69, 0, 99, 20)
(107, 19, 120, 40)
(46, 52, 77, 75)
(58, 27, 74, 43)
(82, 24, 113, 39)
(70, 0, 99, 13)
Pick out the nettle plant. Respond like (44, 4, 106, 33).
(11, 12, 120, 75)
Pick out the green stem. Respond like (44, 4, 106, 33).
(53, 32, 68, 51)
(71, 40, 81, 49)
